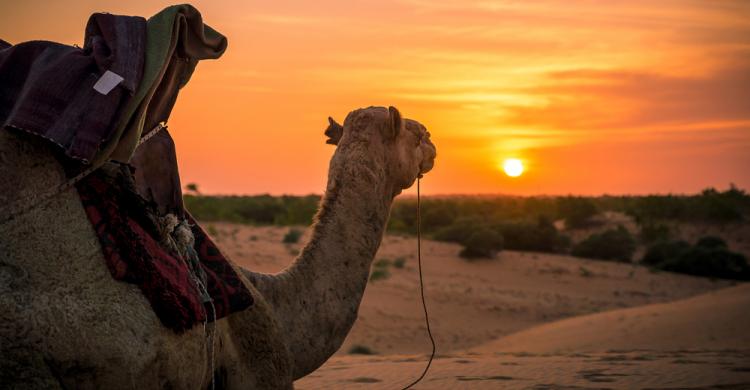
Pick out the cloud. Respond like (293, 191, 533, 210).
(504, 58, 750, 137)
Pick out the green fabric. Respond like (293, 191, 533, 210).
(94, 4, 227, 165)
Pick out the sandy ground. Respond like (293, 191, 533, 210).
(297, 349, 750, 389)
(474, 284, 750, 354)
(205, 223, 748, 389)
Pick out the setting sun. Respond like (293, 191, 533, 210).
(503, 158, 524, 178)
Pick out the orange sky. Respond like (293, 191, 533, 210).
(2, 0, 749, 195)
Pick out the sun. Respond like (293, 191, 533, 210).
(502, 158, 524, 177)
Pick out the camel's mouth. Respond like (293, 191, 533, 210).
(419, 138, 436, 175)
(406, 119, 436, 176)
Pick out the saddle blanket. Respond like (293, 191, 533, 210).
(76, 169, 253, 332)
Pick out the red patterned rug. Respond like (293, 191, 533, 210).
(76, 167, 253, 332)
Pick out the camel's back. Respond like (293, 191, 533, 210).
(0, 131, 296, 389)
(0, 130, 208, 388)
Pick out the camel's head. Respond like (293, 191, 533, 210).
(325, 106, 436, 196)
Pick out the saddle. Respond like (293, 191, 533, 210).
(0, 5, 253, 332)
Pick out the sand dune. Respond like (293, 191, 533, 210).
(474, 283, 750, 354)
(297, 285, 750, 389)
(211, 223, 729, 354)
(204, 223, 748, 388)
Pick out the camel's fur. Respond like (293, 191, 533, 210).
(0, 106, 436, 388)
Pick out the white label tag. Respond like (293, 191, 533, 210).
(93, 70, 124, 95)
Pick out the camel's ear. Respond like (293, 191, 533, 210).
(384, 106, 402, 140)
(324, 116, 343, 145)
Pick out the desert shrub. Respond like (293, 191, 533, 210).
(185, 183, 200, 194)
(420, 202, 458, 229)
(641, 240, 691, 266)
(369, 268, 390, 282)
(571, 226, 636, 262)
(433, 215, 569, 255)
(348, 345, 376, 355)
(626, 195, 687, 223)
(459, 228, 504, 259)
(393, 257, 407, 269)
(370, 258, 392, 282)
(659, 247, 749, 280)
(692, 187, 744, 222)
(184, 194, 320, 225)
(494, 216, 570, 253)
(695, 236, 727, 250)
(374, 258, 391, 268)
(625, 185, 748, 224)
(282, 228, 303, 244)
(275, 195, 321, 225)
(432, 217, 479, 244)
(557, 196, 598, 228)
(639, 223, 671, 244)
(186, 186, 748, 233)
(642, 236, 749, 280)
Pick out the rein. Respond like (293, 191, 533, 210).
(401, 176, 436, 389)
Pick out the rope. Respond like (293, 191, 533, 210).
(401, 176, 436, 390)
(194, 277, 217, 390)
(0, 123, 166, 226)
(157, 214, 217, 390)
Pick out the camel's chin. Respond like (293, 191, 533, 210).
(419, 162, 434, 175)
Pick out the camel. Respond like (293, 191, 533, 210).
(0, 105, 436, 389)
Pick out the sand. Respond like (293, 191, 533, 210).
(474, 284, 750, 354)
(204, 222, 749, 389)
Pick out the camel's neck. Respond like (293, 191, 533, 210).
(244, 145, 393, 379)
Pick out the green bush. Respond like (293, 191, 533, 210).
(432, 218, 478, 244)
(639, 223, 671, 244)
(374, 258, 391, 268)
(494, 216, 570, 253)
(642, 236, 749, 280)
(433, 216, 569, 255)
(625, 185, 747, 224)
(185, 186, 749, 234)
(393, 257, 407, 269)
(641, 240, 691, 266)
(459, 228, 504, 259)
(369, 268, 390, 282)
(370, 257, 392, 282)
(282, 228, 303, 244)
(557, 196, 598, 228)
(185, 183, 200, 194)
(571, 226, 636, 262)
(659, 247, 748, 280)
(184, 194, 320, 225)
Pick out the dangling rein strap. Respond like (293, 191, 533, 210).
(401, 176, 436, 389)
